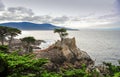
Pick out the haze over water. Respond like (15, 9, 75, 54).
(17, 30, 120, 65)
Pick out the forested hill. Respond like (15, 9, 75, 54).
(0, 22, 73, 30)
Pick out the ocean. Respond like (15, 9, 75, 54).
(17, 30, 120, 65)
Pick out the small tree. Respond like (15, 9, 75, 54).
(7, 27, 21, 49)
(0, 26, 8, 45)
(54, 28, 68, 41)
(21, 36, 36, 53)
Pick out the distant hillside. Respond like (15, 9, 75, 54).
(0, 22, 72, 30)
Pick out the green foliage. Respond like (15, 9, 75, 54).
(54, 28, 67, 33)
(7, 27, 21, 36)
(54, 28, 68, 41)
(0, 45, 8, 53)
(113, 72, 120, 77)
(7, 27, 21, 49)
(62, 69, 89, 77)
(21, 36, 36, 53)
(0, 52, 48, 77)
(103, 62, 120, 77)
(0, 26, 9, 45)
(61, 64, 91, 77)
(0, 51, 120, 77)
(21, 36, 36, 44)
(41, 64, 92, 77)
(41, 71, 62, 77)
(0, 26, 21, 46)
(41, 62, 120, 77)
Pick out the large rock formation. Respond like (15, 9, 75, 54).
(34, 37, 94, 70)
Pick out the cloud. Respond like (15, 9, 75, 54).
(0, 0, 120, 29)
(62, 11, 120, 29)
(51, 16, 69, 24)
(8, 7, 34, 16)
(0, 0, 5, 11)
(0, 7, 33, 21)
(0, 7, 120, 29)
(0, 5, 70, 25)
(21, 15, 52, 23)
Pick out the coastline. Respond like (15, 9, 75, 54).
(16, 30, 120, 65)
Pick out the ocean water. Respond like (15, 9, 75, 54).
(17, 30, 120, 65)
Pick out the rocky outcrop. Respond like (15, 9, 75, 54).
(34, 37, 94, 70)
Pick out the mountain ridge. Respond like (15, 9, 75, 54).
(0, 22, 73, 30)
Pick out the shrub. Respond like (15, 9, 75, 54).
(103, 62, 120, 77)
(0, 45, 8, 53)
(0, 52, 48, 77)
(0, 51, 120, 77)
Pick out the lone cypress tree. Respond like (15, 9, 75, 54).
(54, 28, 68, 41)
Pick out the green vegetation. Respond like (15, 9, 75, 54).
(7, 27, 21, 49)
(0, 26, 35, 53)
(0, 48, 120, 77)
(54, 28, 68, 41)
(21, 36, 36, 53)
(0, 26, 9, 45)
(0, 51, 48, 77)
(0, 45, 8, 53)
(0, 26, 21, 46)
(103, 62, 120, 77)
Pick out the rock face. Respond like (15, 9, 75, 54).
(34, 37, 94, 69)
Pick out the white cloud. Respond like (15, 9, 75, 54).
(51, 16, 69, 24)
(0, 0, 120, 29)
(0, 7, 33, 21)
(0, 6, 70, 25)
(64, 11, 120, 29)
(8, 7, 34, 16)
(0, 7, 120, 29)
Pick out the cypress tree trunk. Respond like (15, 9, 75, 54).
(26, 43, 30, 53)
(1, 36, 5, 45)
(8, 35, 13, 51)
(59, 33, 63, 41)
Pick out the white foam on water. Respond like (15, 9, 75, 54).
(39, 40, 55, 49)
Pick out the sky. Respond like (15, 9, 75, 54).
(0, 0, 120, 29)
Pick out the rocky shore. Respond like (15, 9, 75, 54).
(33, 37, 94, 71)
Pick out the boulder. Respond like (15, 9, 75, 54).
(34, 37, 94, 69)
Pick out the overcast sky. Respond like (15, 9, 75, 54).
(0, 0, 120, 29)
